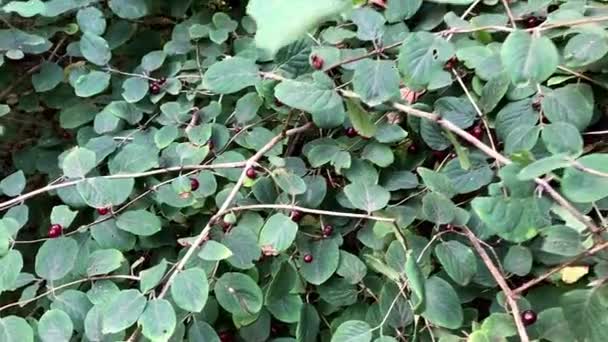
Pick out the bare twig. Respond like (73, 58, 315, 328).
(0, 275, 139, 312)
(513, 239, 608, 294)
(0, 162, 246, 211)
(500, 0, 517, 27)
(462, 227, 529, 342)
(156, 123, 314, 299)
(227, 204, 395, 222)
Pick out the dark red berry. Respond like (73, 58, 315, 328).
(234, 127, 242, 133)
(432, 150, 448, 160)
(311, 55, 324, 70)
(62, 131, 72, 140)
(408, 144, 418, 154)
(97, 207, 110, 215)
(443, 56, 458, 70)
(322, 225, 333, 237)
(290, 210, 303, 222)
(524, 16, 543, 28)
(521, 310, 537, 326)
(149, 83, 161, 95)
(48, 224, 62, 238)
(471, 126, 484, 139)
(218, 331, 233, 342)
(246, 168, 257, 179)
(190, 178, 200, 191)
(303, 254, 313, 263)
(345, 127, 358, 138)
(158, 77, 167, 85)
(221, 220, 232, 231)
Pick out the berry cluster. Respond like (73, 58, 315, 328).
(48, 224, 62, 238)
(310, 54, 324, 70)
(149, 77, 166, 95)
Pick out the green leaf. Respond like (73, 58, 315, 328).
(32, 62, 63, 92)
(80, 32, 111, 66)
(234, 92, 262, 124)
(504, 125, 541, 154)
(77, 177, 134, 208)
(214, 272, 263, 315)
(331, 320, 372, 342)
(296, 304, 320, 342)
(86, 249, 123, 276)
(77, 7, 106, 35)
(203, 57, 260, 94)
(336, 251, 367, 284)
(542, 122, 583, 156)
(246, 0, 352, 55)
(198, 241, 233, 261)
(258, 213, 298, 253)
(405, 251, 425, 311)
(38, 309, 73, 342)
(441, 156, 494, 194)
(517, 154, 571, 181)
(273, 168, 307, 195)
(171, 268, 209, 313)
(275, 75, 343, 113)
(141, 50, 165, 71)
(539, 225, 584, 257)
(122, 77, 148, 103)
(422, 276, 463, 329)
(74, 70, 110, 98)
(479, 72, 510, 113)
(138, 299, 176, 342)
(108, 142, 159, 174)
(188, 320, 219, 342)
(503, 245, 532, 276)
(50, 205, 77, 228)
(0, 250, 23, 292)
(362, 142, 394, 167)
(386, 0, 422, 22)
(500, 30, 558, 86)
(116, 210, 161, 236)
(561, 288, 608, 341)
(353, 59, 399, 107)
(267, 261, 297, 301)
(0, 316, 33, 342)
(564, 33, 608, 67)
(398, 32, 454, 90)
(562, 154, 608, 203)
(422, 192, 457, 225)
(434, 241, 477, 286)
(0, 170, 25, 197)
(62, 147, 96, 178)
(541, 84, 593, 131)
(298, 238, 340, 285)
(109, 0, 147, 19)
(102, 289, 147, 334)
(471, 196, 550, 242)
(345, 99, 377, 138)
(35, 237, 78, 281)
(343, 182, 390, 212)
(139, 259, 167, 293)
(418, 167, 456, 198)
(3, 0, 45, 17)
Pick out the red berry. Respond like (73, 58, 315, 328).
(472, 126, 484, 139)
(190, 178, 200, 191)
(443, 56, 458, 70)
(62, 131, 72, 140)
(149, 83, 161, 95)
(345, 127, 358, 138)
(311, 55, 324, 70)
(432, 150, 447, 160)
(524, 16, 543, 28)
(219, 331, 233, 342)
(48, 224, 62, 238)
(234, 127, 242, 133)
(246, 168, 257, 179)
(221, 220, 232, 231)
(521, 310, 537, 326)
(290, 210, 303, 222)
(408, 144, 418, 154)
(158, 77, 167, 85)
(322, 224, 333, 237)
(97, 207, 110, 215)
(303, 254, 313, 263)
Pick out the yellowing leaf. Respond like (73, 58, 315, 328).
(561, 266, 589, 284)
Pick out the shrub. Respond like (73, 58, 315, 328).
(0, 0, 607, 341)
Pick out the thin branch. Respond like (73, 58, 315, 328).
(156, 123, 314, 299)
(389, 102, 602, 235)
(513, 239, 608, 295)
(227, 204, 395, 222)
(0, 162, 246, 211)
(557, 65, 608, 90)
(500, 0, 517, 27)
(0, 275, 139, 312)
(462, 227, 530, 342)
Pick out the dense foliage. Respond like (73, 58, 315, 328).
(2, 0, 608, 341)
